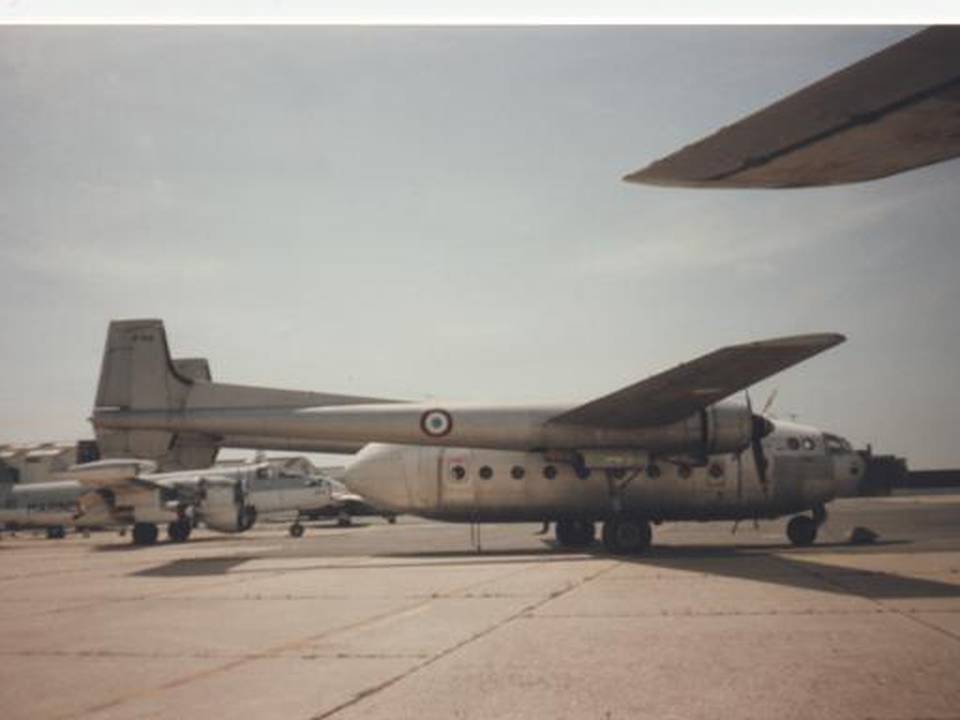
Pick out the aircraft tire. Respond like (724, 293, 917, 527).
(289, 522, 305, 538)
(46, 526, 66, 540)
(555, 519, 596, 548)
(602, 516, 652, 555)
(786, 515, 817, 547)
(167, 519, 191, 543)
(337, 510, 352, 527)
(132, 522, 159, 546)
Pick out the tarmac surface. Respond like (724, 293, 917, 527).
(2, 494, 960, 720)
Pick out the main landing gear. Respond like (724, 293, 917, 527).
(601, 515, 652, 555)
(554, 516, 654, 555)
(132, 522, 159, 546)
(289, 521, 305, 538)
(167, 518, 192, 543)
(786, 504, 827, 547)
(555, 519, 595, 548)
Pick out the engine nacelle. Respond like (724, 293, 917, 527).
(626, 402, 758, 457)
(196, 477, 257, 533)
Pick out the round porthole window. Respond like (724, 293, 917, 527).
(677, 464, 692, 479)
(801, 438, 815, 451)
(646, 464, 661, 479)
(479, 465, 494, 480)
(510, 465, 525, 480)
(787, 437, 800, 451)
(543, 465, 557, 480)
(450, 465, 466, 481)
(708, 463, 724, 478)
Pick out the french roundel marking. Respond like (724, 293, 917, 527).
(420, 409, 453, 437)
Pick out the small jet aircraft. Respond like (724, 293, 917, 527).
(90, 319, 865, 553)
(0, 457, 331, 545)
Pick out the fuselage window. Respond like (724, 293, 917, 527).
(677, 464, 692, 479)
(787, 437, 800, 451)
(478, 465, 494, 480)
(646, 464, 661, 479)
(450, 465, 466, 481)
(510, 465, 525, 480)
(543, 464, 558, 480)
(801, 437, 816, 451)
(708, 463, 724, 478)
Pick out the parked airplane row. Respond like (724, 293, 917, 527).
(0, 456, 386, 544)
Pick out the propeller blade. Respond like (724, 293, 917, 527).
(761, 388, 779, 416)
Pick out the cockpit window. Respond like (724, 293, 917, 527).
(823, 433, 853, 454)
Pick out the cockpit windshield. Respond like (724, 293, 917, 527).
(823, 433, 853, 454)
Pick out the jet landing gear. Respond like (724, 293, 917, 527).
(555, 519, 595, 548)
(131, 522, 159, 546)
(289, 522, 305, 538)
(167, 518, 192, 543)
(602, 516, 652, 555)
(786, 505, 826, 547)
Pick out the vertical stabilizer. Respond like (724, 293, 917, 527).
(94, 320, 217, 469)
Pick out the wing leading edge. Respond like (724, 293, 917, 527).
(625, 26, 960, 188)
(549, 333, 845, 429)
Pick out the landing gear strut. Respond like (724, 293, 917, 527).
(337, 509, 352, 527)
(602, 515, 652, 555)
(167, 518, 192, 543)
(132, 522, 159, 546)
(555, 519, 595, 548)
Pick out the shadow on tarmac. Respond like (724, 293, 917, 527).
(128, 537, 960, 600)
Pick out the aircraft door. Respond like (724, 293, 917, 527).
(438, 449, 476, 512)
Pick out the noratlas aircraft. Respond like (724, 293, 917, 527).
(91, 320, 864, 553)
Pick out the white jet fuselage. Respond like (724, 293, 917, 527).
(344, 420, 864, 522)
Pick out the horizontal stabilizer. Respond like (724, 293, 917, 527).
(549, 333, 845, 429)
(625, 27, 960, 188)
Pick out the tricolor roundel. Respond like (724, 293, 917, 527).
(420, 409, 453, 438)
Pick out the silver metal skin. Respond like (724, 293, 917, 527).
(343, 419, 865, 523)
(94, 400, 753, 455)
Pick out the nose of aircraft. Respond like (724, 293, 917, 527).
(343, 444, 411, 512)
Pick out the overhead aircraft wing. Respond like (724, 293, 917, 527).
(625, 26, 960, 188)
(548, 333, 844, 429)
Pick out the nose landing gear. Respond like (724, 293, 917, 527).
(786, 505, 826, 547)
(167, 518, 192, 543)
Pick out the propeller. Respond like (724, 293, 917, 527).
(761, 388, 779, 416)
(745, 390, 772, 492)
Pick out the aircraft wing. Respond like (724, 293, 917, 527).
(54, 459, 160, 490)
(548, 333, 844, 429)
(625, 26, 960, 188)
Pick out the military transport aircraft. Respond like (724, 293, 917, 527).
(0, 457, 332, 545)
(90, 319, 865, 553)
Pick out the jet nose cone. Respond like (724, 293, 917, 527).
(344, 444, 411, 512)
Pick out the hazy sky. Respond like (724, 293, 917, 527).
(2, 26, 958, 468)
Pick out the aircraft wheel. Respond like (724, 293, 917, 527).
(132, 522, 159, 546)
(167, 519, 192, 543)
(602, 516, 652, 555)
(337, 510, 352, 527)
(46, 526, 66, 540)
(786, 515, 818, 547)
(386, 515, 397, 524)
(555, 519, 595, 548)
(289, 522, 305, 538)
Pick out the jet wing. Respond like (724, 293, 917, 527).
(548, 333, 844, 429)
(624, 26, 960, 188)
